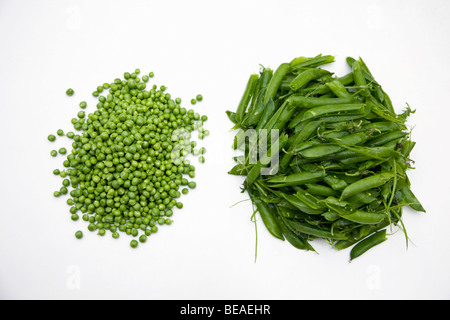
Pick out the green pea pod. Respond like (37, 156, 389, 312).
(401, 185, 426, 212)
(297, 144, 342, 159)
(324, 175, 348, 191)
(298, 131, 370, 158)
(274, 191, 324, 215)
(266, 170, 325, 188)
(290, 54, 335, 69)
(263, 63, 290, 106)
(401, 140, 416, 159)
(287, 220, 348, 240)
(261, 100, 288, 131)
(250, 193, 284, 241)
(336, 72, 354, 86)
(245, 133, 289, 187)
(242, 90, 265, 127)
(363, 121, 405, 133)
(366, 98, 403, 123)
(350, 229, 387, 261)
(294, 188, 326, 210)
(367, 131, 408, 147)
(280, 120, 322, 169)
(228, 164, 248, 176)
(290, 68, 330, 91)
(340, 210, 386, 225)
(226, 110, 237, 124)
(305, 183, 338, 197)
(288, 95, 358, 108)
(235, 74, 259, 124)
(255, 99, 276, 131)
(302, 103, 366, 121)
(340, 172, 395, 200)
(274, 208, 315, 251)
(352, 60, 370, 98)
(326, 80, 351, 98)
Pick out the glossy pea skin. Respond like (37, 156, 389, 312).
(75, 231, 83, 239)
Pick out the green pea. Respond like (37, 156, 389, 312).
(79, 101, 87, 109)
(57, 129, 65, 136)
(66, 88, 74, 96)
(48, 134, 56, 142)
(188, 181, 196, 189)
(130, 240, 138, 248)
(75, 231, 83, 239)
(50, 150, 58, 157)
(196, 94, 203, 101)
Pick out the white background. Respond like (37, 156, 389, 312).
(1, 0, 449, 300)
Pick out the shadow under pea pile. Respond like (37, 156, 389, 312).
(227, 54, 425, 261)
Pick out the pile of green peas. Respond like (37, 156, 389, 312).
(48, 69, 208, 248)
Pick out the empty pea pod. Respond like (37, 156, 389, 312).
(290, 68, 331, 91)
(305, 183, 338, 197)
(263, 62, 290, 106)
(287, 95, 358, 108)
(266, 170, 326, 187)
(350, 229, 388, 261)
(351, 60, 370, 98)
(302, 103, 367, 122)
(340, 172, 395, 200)
(367, 131, 408, 147)
(290, 54, 335, 69)
(274, 208, 315, 251)
(235, 74, 259, 124)
(326, 79, 351, 98)
(288, 220, 348, 240)
(273, 191, 324, 215)
(250, 192, 284, 241)
(401, 185, 426, 212)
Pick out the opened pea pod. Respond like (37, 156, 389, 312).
(227, 54, 424, 261)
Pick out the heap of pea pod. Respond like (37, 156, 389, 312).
(48, 69, 209, 248)
(227, 54, 425, 261)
